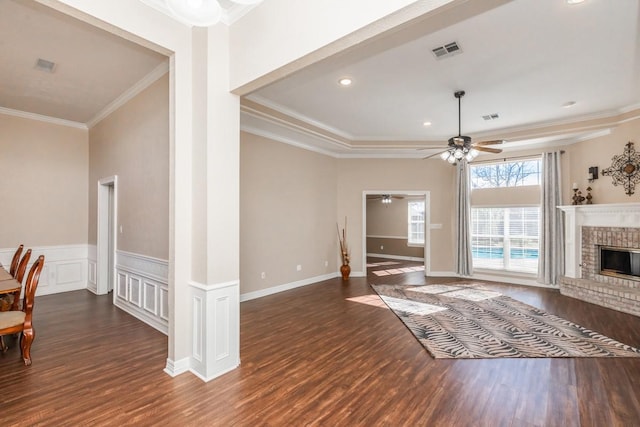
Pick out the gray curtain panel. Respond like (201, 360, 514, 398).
(455, 159, 473, 276)
(538, 151, 564, 285)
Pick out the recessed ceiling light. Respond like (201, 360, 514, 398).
(567, 0, 585, 4)
(423, 121, 432, 127)
(562, 101, 577, 108)
(338, 77, 352, 87)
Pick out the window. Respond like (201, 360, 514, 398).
(471, 207, 539, 273)
(470, 159, 541, 189)
(408, 201, 425, 245)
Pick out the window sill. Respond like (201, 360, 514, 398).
(407, 242, 424, 248)
(473, 268, 537, 278)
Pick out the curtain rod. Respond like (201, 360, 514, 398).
(469, 150, 564, 165)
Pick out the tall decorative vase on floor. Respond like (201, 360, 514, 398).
(340, 264, 351, 280)
(337, 217, 350, 281)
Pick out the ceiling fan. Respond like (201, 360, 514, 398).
(368, 194, 405, 204)
(423, 90, 504, 162)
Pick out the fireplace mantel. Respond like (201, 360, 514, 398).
(558, 203, 640, 278)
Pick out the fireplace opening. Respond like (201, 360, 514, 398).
(599, 246, 640, 281)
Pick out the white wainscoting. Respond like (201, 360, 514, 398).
(87, 244, 97, 294)
(0, 245, 88, 296)
(189, 280, 240, 382)
(114, 250, 169, 335)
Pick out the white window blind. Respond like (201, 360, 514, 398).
(408, 201, 425, 245)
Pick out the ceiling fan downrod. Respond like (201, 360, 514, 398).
(454, 90, 465, 137)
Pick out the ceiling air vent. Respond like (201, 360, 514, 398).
(432, 41, 461, 59)
(34, 58, 56, 73)
(482, 113, 500, 121)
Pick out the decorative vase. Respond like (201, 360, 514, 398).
(340, 264, 351, 280)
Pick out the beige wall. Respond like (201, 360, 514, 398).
(240, 132, 337, 294)
(0, 114, 88, 247)
(88, 74, 170, 259)
(337, 158, 456, 274)
(565, 118, 640, 204)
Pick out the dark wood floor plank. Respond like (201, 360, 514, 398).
(1, 257, 640, 425)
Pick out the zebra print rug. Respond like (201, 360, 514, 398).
(372, 283, 640, 358)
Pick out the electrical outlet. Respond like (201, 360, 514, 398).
(380, 245, 384, 250)
(261, 272, 266, 279)
(324, 260, 328, 267)
(296, 265, 302, 271)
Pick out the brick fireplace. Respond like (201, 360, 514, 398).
(558, 203, 640, 316)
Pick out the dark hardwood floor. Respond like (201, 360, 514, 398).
(1, 258, 640, 426)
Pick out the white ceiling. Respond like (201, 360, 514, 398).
(0, 0, 169, 127)
(244, 0, 640, 156)
(2, 0, 639, 157)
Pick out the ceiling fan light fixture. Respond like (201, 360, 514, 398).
(440, 151, 451, 161)
(165, 0, 222, 26)
(381, 195, 392, 204)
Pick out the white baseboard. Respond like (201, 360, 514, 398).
(164, 357, 190, 377)
(240, 272, 339, 302)
(427, 271, 457, 277)
(367, 253, 424, 262)
(115, 250, 169, 335)
(471, 270, 558, 289)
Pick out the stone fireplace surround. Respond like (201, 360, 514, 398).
(558, 203, 640, 317)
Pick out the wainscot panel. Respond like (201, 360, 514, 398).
(0, 245, 88, 296)
(115, 251, 169, 335)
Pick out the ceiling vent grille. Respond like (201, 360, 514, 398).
(482, 113, 500, 121)
(432, 42, 461, 59)
(34, 58, 56, 73)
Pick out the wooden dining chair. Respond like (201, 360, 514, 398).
(8, 244, 23, 277)
(10, 249, 32, 310)
(0, 255, 45, 366)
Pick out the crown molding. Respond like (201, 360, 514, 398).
(87, 61, 169, 129)
(245, 94, 356, 141)
(0, 107, 87, 130)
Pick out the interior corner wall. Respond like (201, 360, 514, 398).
(565, 118, 640, 204)
(240, 132, 338, 294)
(88, 73, 170, 260)
(337, 158, 456, 275)
(0, 113, 88, 247)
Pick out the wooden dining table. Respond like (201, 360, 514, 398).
(0, 269, 21, 311)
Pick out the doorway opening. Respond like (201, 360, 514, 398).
(97, 176, 118, 296)
(362, 191, 431, 276)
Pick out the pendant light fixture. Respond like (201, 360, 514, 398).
(165, 0, 263, 27)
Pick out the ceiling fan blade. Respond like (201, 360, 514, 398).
(475, 146, 502, 154)
(422, 150, 446, 160)
(417, 146, 448, 151)
(392, 196, 405, 199)
(474, 139, 504, 146)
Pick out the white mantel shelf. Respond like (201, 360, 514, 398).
(557, 203, 640, 278)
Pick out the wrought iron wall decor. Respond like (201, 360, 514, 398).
(602, 141, 640, 196)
